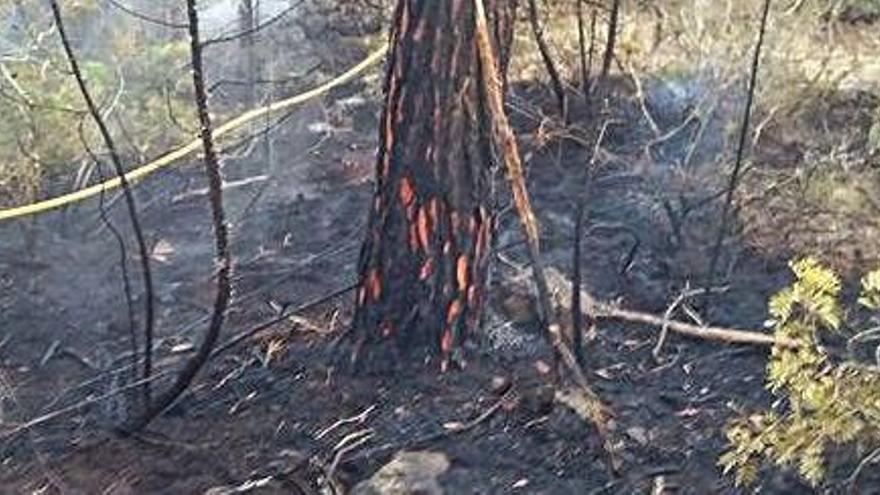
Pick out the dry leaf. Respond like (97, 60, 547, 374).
(534, 360, 552, 375)
(150, 239, 175, 263)
(512, 478, 529, 489)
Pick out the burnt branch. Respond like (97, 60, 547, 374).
(576, 0, 597, 101)
(527, 0, 567, 118)
(201, 0, 304, 48)
(131, 0, 233, 431)
(50, 0, 156, 405)
(76, 120, 140, 392)
(106, 0, 187, 29)
(706, 0, 772, 294)
(599, 0, 620, 87)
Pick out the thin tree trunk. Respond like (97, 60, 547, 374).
(577, 1, 597, 101)
(131, 0, 232, 430)
(349, 0, 516, 371)
(705, 0, 772, 296)
(527, 0, 566, 118)
(238, 0, 258, 110)
(50, 0, 156, 406)
(599, 0, 620, 86)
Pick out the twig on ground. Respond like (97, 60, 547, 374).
(315, 405, 377, 440)
(654, 290, 689, 360)
(652, 285, 726, 360)
(343, 392, 508, 464)
(327, 428, 374, 479)
(171, 175, 269, 203)
(0, 371, 171, 441)
(213, 284, 356, 358)
(680, 302, 704, 326)
(582, 292, 799, 349)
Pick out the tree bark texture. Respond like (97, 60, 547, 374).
(350, 0, 516, 370)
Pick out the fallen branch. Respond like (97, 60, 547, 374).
(595, 301, 799, 349)
(570, 286, 800, 349)
(511, 267, 801, 350)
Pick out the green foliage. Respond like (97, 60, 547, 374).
(0, 1, 196, 206)
(720, 258, 880, 486)
(859, 268, 880, 310)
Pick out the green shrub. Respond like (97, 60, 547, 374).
(0, 1, 196, 207)
(720, 258, 880, 486)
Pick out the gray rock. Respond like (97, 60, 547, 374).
(351, 451, 450, 495)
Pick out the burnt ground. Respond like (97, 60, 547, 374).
(2, 41, 880, 495)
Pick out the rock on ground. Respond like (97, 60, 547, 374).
(351, 451, 450, 495)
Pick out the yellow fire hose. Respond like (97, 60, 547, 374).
(0, 46, 388, 222)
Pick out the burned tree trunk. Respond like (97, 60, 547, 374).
(349, 0, 516, 370)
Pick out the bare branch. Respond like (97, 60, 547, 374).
(570, 289, 800, 349)
(131, 0, 233, 431)
(706, 0, 772, 294)
(599, 0, 620, 87)
(200, 1, 304, 49)
(527, 0, 567, 118)
(49, 0, 156, 405)
(76, 120, 140, 391)
(576, 0, 597, 101)
(105, 0, 187, 29)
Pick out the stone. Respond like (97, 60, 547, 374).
(351, 451, 450, 495)
(626, 426, 649, 446)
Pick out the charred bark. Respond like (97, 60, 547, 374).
(527, 0, 566, 118)
(599, 0, 620, 86)
(577, 0, 597, 101)
(349, 0, 516, 370)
